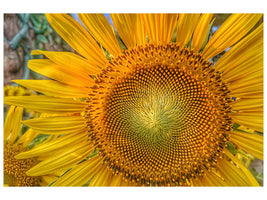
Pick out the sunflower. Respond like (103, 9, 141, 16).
(4, 13, 263, 186)
(4, 106, 57, 186)
(4, 84, 40, 118)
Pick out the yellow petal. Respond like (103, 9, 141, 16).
(45, 14, 107, 67)
(135, 14, 147, 45)
(233, 114, 263, 134)
(192, 169, 226, 186)
(26, 142, 93, 176)
(221, 53, 262, 84)
(4, 96, 87, 114)
(10, 107, 23, 143)
(78, 14, 121, 57)
(233, 119, 263, 133)
(13, 80, 91, 98)
(191, 14, 213, 52)
(231, 83, 263, 96)
(141, 14, 178, 45)
(215, 23, 263, 82)
(16, 132, 88, 159)
(28, 59, 94, 88)
(217, 158, 250, 186)
(89, 164, 113, 186)
(232, 111, 263, 124)
(232, 98, 263, 112)
(203, 170, 227, 186)
(4, 106, 15, 141)
(110, 14, 138, 48)
(225, 150, 259, 186)
(228, 70, 263, 92)
(41, 175, 58, 186)
(231, 97, 263, 132)
(16, 128, 39, 148)
(176, 14, 200, 49)
(231, 91, 263, 99)
(22, 115, 87, 135)
(203, 14, 262, 59)
(52, 155, 103, 186)
(4, 106, 23, 143)
(230, 131, 263, 160)
(46, 166, 73, 177)
(31, 50, 101, 75)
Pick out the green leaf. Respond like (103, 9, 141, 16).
(232, 123, 240, 130)
(36, 34, 48, 43)
(250, 168, 263, 186)
(226, 142, 239, 155)
(88, 149, 98, 159)
(226, 142, 247, 157)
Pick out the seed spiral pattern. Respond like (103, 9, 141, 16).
(85, 43, 232, 186)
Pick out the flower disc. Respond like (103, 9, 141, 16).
(86, 44, 232, 186)
(4, 142, 41, 186)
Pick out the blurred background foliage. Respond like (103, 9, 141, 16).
(4, 14, 74, 86)
(3, 13, 263, 185)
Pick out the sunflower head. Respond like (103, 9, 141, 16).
(4, 13, 263, 187)
(4, 142, 40, 186)
(85, 43, 233, 185)
(3, 106, 44, 186)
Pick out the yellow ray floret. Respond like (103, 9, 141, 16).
(16, 133, 89, 159)
(191, 169, 227, 186)
(111, 14, 146, 48)
(52, 155, 103, 186)
(229, 79, 263, 98)
(26, 142, 94, 176)
(22, 115, 87, 135)
(203, 14, 262, 59)
(224, 150, 259, 186)
(231, 98, 263, 132)
(28, 59, 94, 88)
(215, 23, 263, 82)
(176, 14, 200, 49)
(4, 106, 23, 143)
(4, 96, 87, 114)
(191, 14, 214, 52)
(16, 128, 39, 148)
(230, 131, 263, 160)
(217, 158, 250, 186)
(13, 80, 91, 98)
(78, 14, 122, 57)
(45, 14, 107, 67)
(141, 13, 178, 45)
(31, 50, 102, 75)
